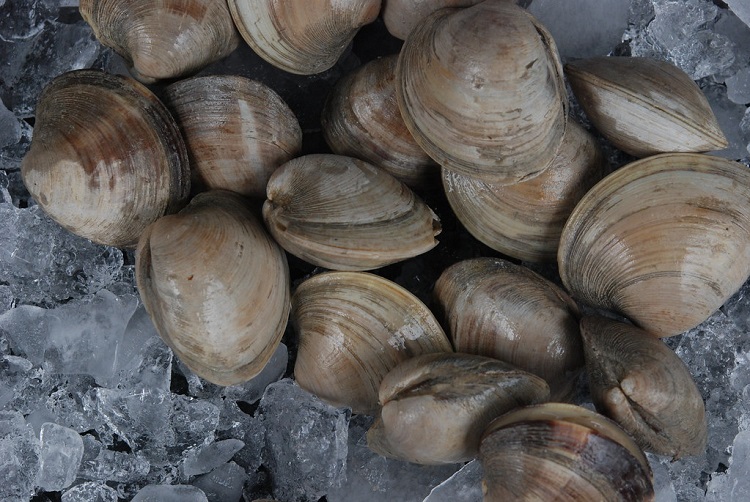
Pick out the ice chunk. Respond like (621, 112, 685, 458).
(328, 415, 461, 502)
(0, 0, 45, 41)
(182, 439, 245, 478)
(259, 379, 350, 502)
(191, 462, 246, 502)
(62, 482, 119, 502)
(726, 67, 750, 105)
(703, 83, 750, 160)
(727, 0, 750, 29)
(170, 395, 220, 455)
(77, 435, 150, 484)
(527, 0, 630, 59)
(0, 354, 34, 409)
(647, 454, 677, 502)
(215, 400, 264, 474)
(36, 422, 84, 491)
(741, 107, 750, 156)
(423, 460, 483, 502)
(0, 290, 138, 383)
(0, 410, 40, 501)
(131, 484, 209, 502)
(106, 321, 173, 392)
(0, 99, 22, 151)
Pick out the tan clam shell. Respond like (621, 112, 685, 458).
(366, 352, 550, 465)
(21, 70, 190, 248)
(580, 316, 707, 459)
(442, 120, 604, 262)
(396, 1, 568, 184)
(565, 56, 728, 157)
(382, 0, 485, 40)
(292, 271, 453, 415)
(321, 55, 438, 189)
(79, 0, 239, 83)
(433, 258, 583, 401)
(227, 0, 381, 75)
(480, 403, 654, 501)
(136, 190, 290, 386)
(558, 153, 750, 337)
(164, 75, 302, 198)
(263, 154, 441, 271)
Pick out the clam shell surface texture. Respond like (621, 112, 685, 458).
(396, 0, 568, 184)
(21, 70, 190, 248)
(558, 153, 750, 337)
(136, 190, 290, 386)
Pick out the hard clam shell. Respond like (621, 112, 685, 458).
(565, 56, 727, 157)
(263, 154, 441, 271)
(396, 1, 568, 184)
(80, 0, 240, 83)
(227, 0, 381, 75)
(558, 153, 750, 337)
(292, 271, 453, 415)
(136, 190, 290, 386)
(164, 75, 302, 198)
(21, 70, 190, 248)
(580, 316, 707, 459)
(382, 0, 485, 40)
(442, 121, 604, 262)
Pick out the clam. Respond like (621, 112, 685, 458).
(381, 0, 485, 40)
(366, 352, 550, 465)
(396, 1, 568, 184)
(226, 0, 381, 75)
(480, 403, 654, 501)
(136, 190, 290, 386)
(164, 75, 302, 198)
(565, 56, 727, 157)
(292, 271, 453, 415)
(21, 70, 190, 248)
(442, 120, 604, 262)
(558, 153, 750, 337)
(580, 316, 707, 459)
(321, 55, 438, 189)
(433, 258, 583, 400)
(263, 154, 441, 271)
(79, 0, 240, 83)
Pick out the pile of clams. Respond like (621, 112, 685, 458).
(20, 0, 749, 499)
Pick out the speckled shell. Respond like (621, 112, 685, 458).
(558, 153, 750, 337)
(366, 353, 550, 465)
(397, 1, 568, 184)
(164, 75, 302, 198)
(292, 271, 453, 415)
(480, 403, 654, 501)
(433, 258, 583, 401)
(80, 0, 240, 83)
(580, 316, 707, 459)
(382, 0, 485, 40)
(263, 154, 441, 271)
(321, 55, 438, 189)
(443, 121, 604, 262)
(136, 190, 290, 386)
(21, 70, 190, 248)
(565, 56, 727, 157)
(227, 0, 381, 75)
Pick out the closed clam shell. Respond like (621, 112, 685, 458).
(80, 0, 239, 83)
(321, 55, 438, 189)
(558, 153, 750, 337)
(565, 56, 727, 157)
(397, 1, 568, 184)
(263, 154, 441, 271)
(580, 316, 707, 459)
(136, 190, 290, 386)
(21, 70, 190, 248)
(443, 120, 604, 262)
(480, 403, 654, 501)
(366, 352, 550, 465)
(292, 271, 453, 415)
(227, 0, 381, 75)
(164, 75, 302, 198)
(382, 0, 485, 40)
(433, 258, 583, 401)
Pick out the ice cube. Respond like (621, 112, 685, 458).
(182, 439, 245, 478)
(131, 484, 209, 502)
(61, 481, 119, 502)
(259, 379, 350, 502)
(36, 422, 84, 491)
(0, 410, 40, 501)
(77, 435, 150, 484)
(191, 462, 246, 502)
